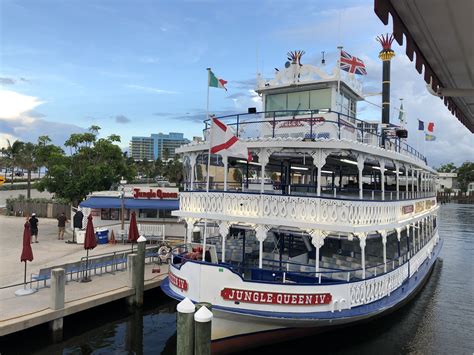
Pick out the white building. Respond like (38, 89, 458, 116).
(436, 172, 459, 192)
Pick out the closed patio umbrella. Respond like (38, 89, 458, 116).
(15, 221, 37, 296)
(128, 211, 139, 252)
(81, 214, 97, 282)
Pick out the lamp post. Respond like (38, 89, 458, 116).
(120, 177, 127, 230)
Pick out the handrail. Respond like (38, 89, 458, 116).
(201, 109, 427, 163)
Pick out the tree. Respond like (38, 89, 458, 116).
(1, 139, 24, 186)
(37, 129, 134, 206)
(17, 142, 38, 199)
(233, 168, 243, 183)
(163, 156, 183, 184)
(437, 163, 457, 173)
(456, 162, 474, 192)
(163, 147, 170, 161)
(196, 164, 203, 181)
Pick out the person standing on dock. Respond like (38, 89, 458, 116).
(29, 213, 39, 243)
(57, 212, 68, 240)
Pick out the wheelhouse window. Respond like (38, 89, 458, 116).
(265, 88, 332, 116)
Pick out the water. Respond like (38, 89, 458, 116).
(1, 204, 473, 354)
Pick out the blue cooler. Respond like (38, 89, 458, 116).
(96, 229, 109, 244)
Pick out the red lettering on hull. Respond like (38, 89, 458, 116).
(169, 271, 188, 291)
(221, 288, 331, 305)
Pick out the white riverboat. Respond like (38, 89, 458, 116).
(162, 48, 441, 352)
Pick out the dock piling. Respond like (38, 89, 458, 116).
(177, 297, 196, 355)
(194, 303, 213, 355)
(49, 268, 65, 341)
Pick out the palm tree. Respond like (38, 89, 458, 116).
(17, 142, 38, 199)
(37, 135, 51, 178)
(1, 139, 24, 187)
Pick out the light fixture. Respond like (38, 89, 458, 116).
(321, 170, 333, 174)
(236, 160, 261, 166)
(291, 166, 309, 171)
(340, 159, 358, 166)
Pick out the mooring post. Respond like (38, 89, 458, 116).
(127, 253, 138, 306)
(177, 297, 196, 355)
(136, 236, 146, 306)
(194, 303, 213, 355)
(49, 268, 65, 341)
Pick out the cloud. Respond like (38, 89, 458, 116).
(139, 56, 160, 64)
(0, 77, 16, 85)
(126, 84, 178, 94)
(153, 112, 174, 117)
(232, 78, 256, 90)
(0, 89, 86, 148)
(115, 114, 131, 124)
(226, 92, 249, 99)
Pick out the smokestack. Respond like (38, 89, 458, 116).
(377, 34, 395, 126)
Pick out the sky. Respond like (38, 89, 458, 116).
(0, 0, 472, 168)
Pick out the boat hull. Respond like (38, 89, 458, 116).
(161, 238, 442, 353)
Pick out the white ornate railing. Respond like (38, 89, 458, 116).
(179, 192, 436, 228)
(350, 263, 409, 307)
(408, 231, 438, 277)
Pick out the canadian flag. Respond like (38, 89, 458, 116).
(210, 116, 251, 160)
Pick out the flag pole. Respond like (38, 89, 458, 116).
(337, 46, 343, 111)
(203, 68, 212, 261)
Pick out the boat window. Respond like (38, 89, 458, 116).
(287, 91, 310, 112)
(265, 93, 287, 115)
(309, 88, 331, 110)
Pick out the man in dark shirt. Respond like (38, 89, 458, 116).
(29, 213, 39, 243)
(57, 212, 68, 240)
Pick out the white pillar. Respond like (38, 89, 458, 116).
(411, 168, 415, 196)
(380, 231, 387, 273)
(185, 218, 196, 244)
(416, 169, 420, 197)
(405, 165, 409, 199)
(219, 221, 230, 263)
(355, 233, 367, 279)
(309, 229, 325, 274)
(223, 155, 228, 191)
(395, 162, 400, 200)
(380, 159, 386, 201)
(258, 149, 271, 193)
(189, 153, 197, 191)
(357, 155, 365, 200)
(311, 150, 329, 197)
(256, 225, 269, 269)
(396, 228, 402, 264)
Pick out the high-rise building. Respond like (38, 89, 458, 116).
(129, 132, 189, 161)
(129, 136, 154, 161)
(151, 132, 189, 160)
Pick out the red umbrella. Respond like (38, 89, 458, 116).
(20, 221, 34, 284)
(15, 221, 36, 296)
(82, 214, 97, 282)
(128, 211, 139, 252)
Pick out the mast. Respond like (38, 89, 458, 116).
(377, 34, 395, 147)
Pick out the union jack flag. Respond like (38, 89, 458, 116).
(340, 50, 367, 75)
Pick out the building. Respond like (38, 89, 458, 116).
(129, 132, 189, 161)
(151, 132, 189, 160)
(436, 172, 459, 192)
(129, 136, 154, 161)
(79, 185, 184, 238)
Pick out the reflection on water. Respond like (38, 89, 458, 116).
(0, 204, 472, 354)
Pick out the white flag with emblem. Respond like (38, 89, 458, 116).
(210, 116, 250, 160)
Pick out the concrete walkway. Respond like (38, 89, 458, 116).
(0, 215, 169, 336)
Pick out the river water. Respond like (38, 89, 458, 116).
(1, 204, 473, 354)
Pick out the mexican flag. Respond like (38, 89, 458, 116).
(209, 70, 227, 91)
